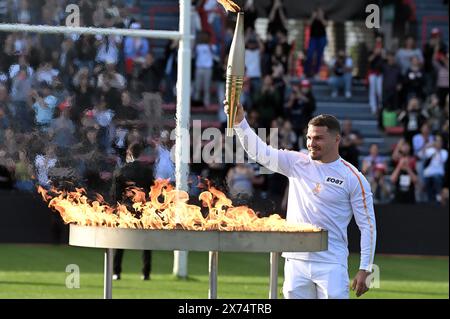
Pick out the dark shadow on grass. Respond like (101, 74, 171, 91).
(173, 276, 201, 282)
(374, 289, 448, 297)
(0, 280, 102, 289)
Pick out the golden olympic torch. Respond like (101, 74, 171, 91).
(217, 0, 245, 137)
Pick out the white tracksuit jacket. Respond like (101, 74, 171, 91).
(235, 119, 376, 271)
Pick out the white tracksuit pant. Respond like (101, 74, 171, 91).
(282, 258, 350, 299)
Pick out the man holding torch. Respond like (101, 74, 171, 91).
(219, 0, 376, 299)
(225, 101, 377, 299)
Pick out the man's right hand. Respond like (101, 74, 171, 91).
(223, 100, 245, 125)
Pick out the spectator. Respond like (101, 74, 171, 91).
(425, 94, 445, 134)
(216, 54, 228, 130)
(381, 51, 402, 127)
(58, 38, 75, 87)
(78, 0, 94, 27)
(92, 1, 107, 28)
(35, 59, 59, 85)
(0, 84, 12, 130)
(433, 51, 449, 108)
(362, 144, 386, 180)
(402, 55, 425, 102)
(190, 3, 202, 48)
(74, 35, 96, 73)
(9, 54, 33, 79)
(244, 34, 263, 108)
(1, 128, 17, 156)
(96, 66, 122, 112)
(72, 68, 95, 126)
(423, 28, 447, 96)
(154, 130, 175, 182)
(193, 31, 216, 107)
(10, 66, 34, 129)
(1, 35, 17, 69)
(285, 79, 316, 136)
(368, 38, 384, 114)
(40, 6, 62, 52)
(247, 109, 261, 130)
(52, 76, 70, 107)
(413, 122, 435, 158)
(137, 53, 164, 94)
(202, 136, 227, 191)
(268, 117, 283, 144)
(200, 0, 222, 45)
(112, 142, 154, 281)
(279, 120, 298, 150)
(34, 144, 57, 189)
(398, 97, 428, 144)
(95, 35, 120, 66)
(266, 0, 288, 37)
(123, 22, 149, 77)
(272, 43, 289, 75)
(413, 122, 436, 202)
(162, 40, 178, 103)
(271, 59, 287, 117)
(0, 103, 9, 137)
(253, 75, 280, 129)
(339, 120, 361, 169)
(390, 141, 417, 203)
(17, 0, 31, 24)
(395, 36, 423, 75)
(72, 128, 103, 184)
(42, 0, 62, 26)
(305, 6, 328, 78)
(423, 135, 448, 203)
(14, 32, 31, 56)
(0, 0, 10, 23)
(113, 90, 141, 162)
(14, 150, 34, 192)
(50, 107, 76, 150)
(92, 93, 114, 153)
(393, 0, 417, 40)
(243, 0, 258, 32)
(370, 163, 391, 204)
(0, 150, 14, 190)
(97, 60, 126, 91)
(328, 50, 353, 98)
(30, 82, 58, 132)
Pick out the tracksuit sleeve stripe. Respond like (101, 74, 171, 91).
(341, 160, 376, 272)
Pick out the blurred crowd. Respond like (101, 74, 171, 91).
(363, 29, 449, 205)
(0, 0, 169, 200)
(0, 0, 448, 215)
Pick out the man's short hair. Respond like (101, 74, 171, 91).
(308, 114, 341, 135)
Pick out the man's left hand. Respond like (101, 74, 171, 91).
(351, 270, 371, 297)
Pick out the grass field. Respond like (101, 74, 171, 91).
(0, 244, 447, 299)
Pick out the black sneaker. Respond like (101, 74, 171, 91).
(141, 274, 150, 281)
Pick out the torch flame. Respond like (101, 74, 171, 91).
(38, 180, 321, 232)
(217, 0, 241, 12)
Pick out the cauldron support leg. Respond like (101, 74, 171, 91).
(104, 248, 113, 299)
(208, 251, 218, 299)
(269, 252, 279, 299)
